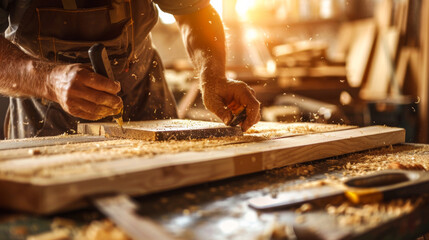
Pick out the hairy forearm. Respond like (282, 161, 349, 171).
(0, 36, 56, 100)
(175, 5, 226, 82)
(174, 5, 260, 130)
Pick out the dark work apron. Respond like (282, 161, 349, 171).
(4, 0, 178, 139)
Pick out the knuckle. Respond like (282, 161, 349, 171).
(68, 74, 83, 88)
(93, 94, 106, 105)
(64, 96, 74, 107)
(235, 81, 248, 89)
(68, 106, 80, 116)
(94, 106, 110, 116)
(114, 97, 123, 107)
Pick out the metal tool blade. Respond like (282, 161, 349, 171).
(248, 185, 345, 210)
(229, 107, 247, 127)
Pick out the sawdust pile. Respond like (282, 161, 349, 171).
(26, 219, 130, 240)
(326, 198, 424, 227)
(335, 145, 429, 176)
(269, 144, 429, 181)
(74, 220, 130, 240)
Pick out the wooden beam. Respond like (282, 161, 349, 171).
(0, 126, 405, 214)
(0, 135, 105, 150)
(346, 19, 377, 88)
(360, 28, 400, 100)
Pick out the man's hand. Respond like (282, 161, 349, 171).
(47, 64, 123, 120)
(175, 5, 261, 131)
(0, 37, 122, 121)
(201, 78, 260, 131)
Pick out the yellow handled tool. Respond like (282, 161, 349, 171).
(249, 170, 429, 210)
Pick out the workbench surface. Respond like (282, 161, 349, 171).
(1, 143, 429, 240)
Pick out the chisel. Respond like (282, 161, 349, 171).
(249, 170, 429, 211)
(88, 43, 124, 133)
(227, 101, 247, 127)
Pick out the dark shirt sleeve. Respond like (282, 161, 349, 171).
(0, 0, 12, 33)
(153, 0, 210, 15)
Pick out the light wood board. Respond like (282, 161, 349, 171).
(360, 28, 400, 100)
(0, 125, 405, 214)
(346, 18, 376, 87)
(0, 135, 106, 150)
(78, 119, 243, 140)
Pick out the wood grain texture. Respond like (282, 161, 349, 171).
(0, 135, 106, 150)
(0, 123, 354, 164)
(78, 119, 243, 140)
(0, 126, 405, 214)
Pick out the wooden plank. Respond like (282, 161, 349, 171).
(330, 21, 355, 63)
(0, 126, 405, 214)
(360, 28, 400, 100)
(0, 135, 106, 150)
(0, 123, 354, 162)
(78, 119, 243, 140)
(346, 19, 377, 87)
(375, 0, 393, 31)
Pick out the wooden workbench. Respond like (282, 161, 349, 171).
(1, 121, 426, 239)
(1, 143, 429, 240)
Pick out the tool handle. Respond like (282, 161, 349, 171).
(88, 43, 123, 121)
(344, 171, 410, 188)
(88, 43, 115, 81)
(344, 170, 428, 204)
(227, 101, 247, 127)
(229, 107, 247, 127)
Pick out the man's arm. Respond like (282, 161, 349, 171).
(175, 5, 260, 131)
(0, 36, 122, 120)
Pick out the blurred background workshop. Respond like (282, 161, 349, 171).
(1, 0, 429, 239)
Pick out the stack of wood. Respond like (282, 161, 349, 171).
(358, 0, 421, 101)
(270, 0, 424, 102)
(344, 0, 427, 142)
(273, 39, 348, 79)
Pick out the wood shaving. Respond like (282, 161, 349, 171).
(27, 228, 71, 240)
(256, 218, 289, 240)
(388, 162, 426, 171)
(295, 215, 306, 224)
(295, 203, 313, 214)
(339, 145, 429, 177)
(326, 198, 423, 227)
(74, 220, 130, 240)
